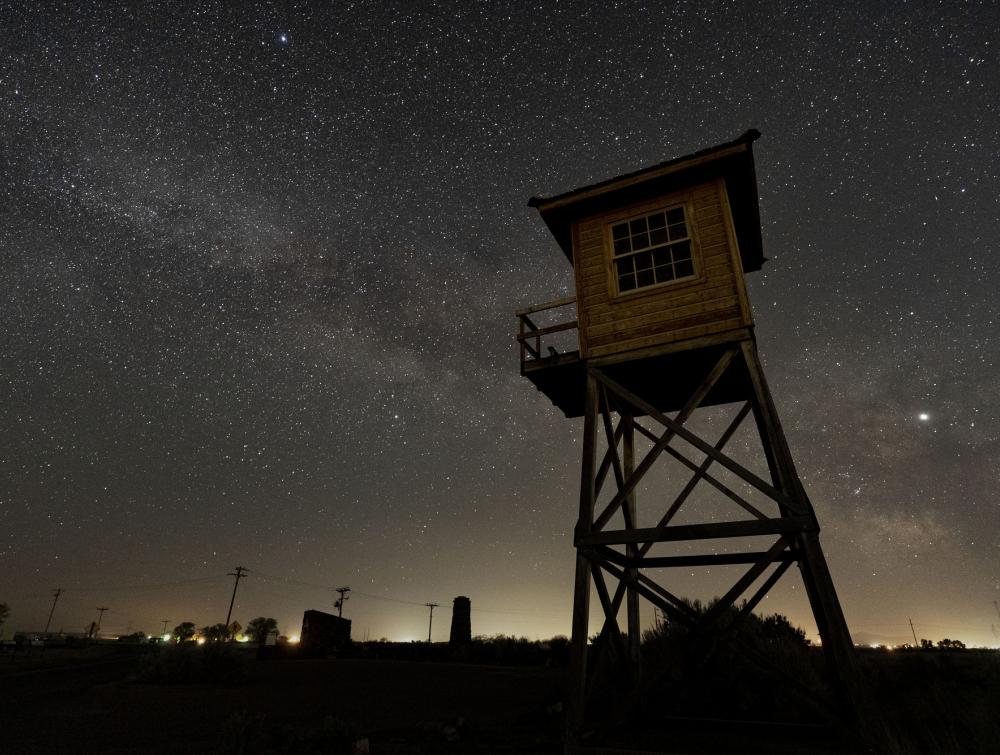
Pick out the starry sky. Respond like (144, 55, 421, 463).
(2, 1, 997, 647)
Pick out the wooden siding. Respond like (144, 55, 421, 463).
(572, 178, 753, 360)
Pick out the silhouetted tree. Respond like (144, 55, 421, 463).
(920, 638, 934, 649)
(173, 621, 196, 643)
(247, 616, 279, 643)
(0, 603, 10, 638)
(937, 638, 966, 650)
(202, 623, 232, 642)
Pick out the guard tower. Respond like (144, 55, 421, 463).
(517, 130, 863, 746)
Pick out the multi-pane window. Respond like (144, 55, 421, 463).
(611, 206, 694, 293)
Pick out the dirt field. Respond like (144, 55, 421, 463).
(1, 646, 565, 753)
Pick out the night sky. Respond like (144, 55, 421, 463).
(2, 2, 998, 647)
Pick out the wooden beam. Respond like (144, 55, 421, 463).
(698, 537, 790, 630)
(739, 560, 794, 618)
(657, 442, 769, 521)
(587, 552, 696, 629)
(577, 516, 814, 547)
(656, 402, 757, 527)
(593, 418, 624, 500)
(599, 387, 626, 499)
(595, 370, 797, 511)
(515, 319, 578, 341)
(568, 372, 599, 740)
(591, 348, 737, 531)
(514, 294, 576, 317)
(635, 551, 796, 569)
(622, 415, 641, 675)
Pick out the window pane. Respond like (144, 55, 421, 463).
(649, 227, 667, 246)
(653, 248, 671, 267)
(613, 237, 631, 255)
(668, 221, 687, 240)
(674, 259, 694, 278)
(647, 212, 666, 229)
(671, 240, 692, 262)
(654, 265, 674, 283)
(666, 208, 684, 225)
(632, 232, 650, 250)
(634, 251, 653, 271)
(612, 223, 629, 240)
(629, 218, 648, 235)
(636, 268, 654, 288)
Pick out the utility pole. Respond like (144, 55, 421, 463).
(161, 619, 170, 635)
(425, 603, 439, 642)
(225, 566, 248, 629)
(44, 589, 63, 635)
(335, 586, 351, 618)
(909, 618, 919, 647)
(94, 607, 109, 637)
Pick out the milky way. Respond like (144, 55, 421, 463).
(2, 1, 997, 646)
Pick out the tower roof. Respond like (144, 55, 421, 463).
(528, 129, 765, 273)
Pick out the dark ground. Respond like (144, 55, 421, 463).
(2, 644, 999, 754)
(0, 645, 563, 754)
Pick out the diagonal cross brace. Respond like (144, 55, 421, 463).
(594, 369, 804, 515)
(592, 348, 738, 531)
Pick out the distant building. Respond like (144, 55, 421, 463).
(449, 596, 471, 645)
(300, 609, 351, 656)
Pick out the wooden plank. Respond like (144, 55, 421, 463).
(578, 516, 814, 547)
(587, 315, 745, 356)
(717, 177, 755, 326)
(588, 327, 751, 368)
(586, 295, 741, 340)
(586, 306, 743, 342)
(586, 281, 738, 325)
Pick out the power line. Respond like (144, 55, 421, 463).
(70, 576, 227, 593)
(251, 570, 567, 616)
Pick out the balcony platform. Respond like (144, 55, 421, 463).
(521, 329, 755, 418)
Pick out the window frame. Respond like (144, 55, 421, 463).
(605, 201, 701, 299)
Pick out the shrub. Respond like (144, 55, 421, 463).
(136, 642, 246, 684)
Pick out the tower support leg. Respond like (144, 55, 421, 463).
(567, 371, 598, 744)
(740, 339, 868, 733)
(622, 415, 641, 679)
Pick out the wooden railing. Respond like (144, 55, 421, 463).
(515, 295, 578, 365)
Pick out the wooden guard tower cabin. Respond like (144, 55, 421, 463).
(517, 130, 864, 746)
